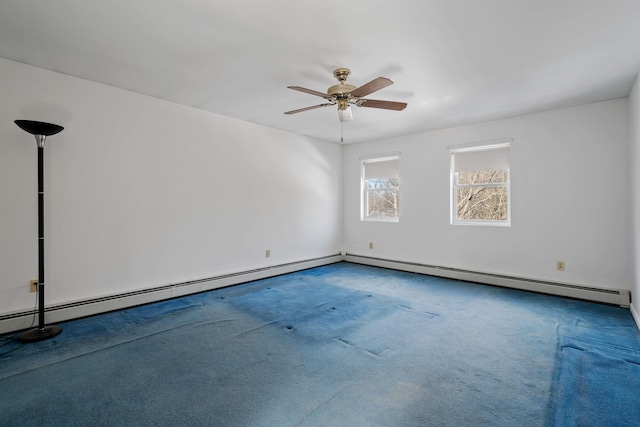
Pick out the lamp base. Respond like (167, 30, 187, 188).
(18, 325, 62, 343)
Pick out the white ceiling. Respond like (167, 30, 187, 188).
(1, 0, 640, 144)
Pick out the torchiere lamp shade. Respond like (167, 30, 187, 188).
(15, 120, 64, 136)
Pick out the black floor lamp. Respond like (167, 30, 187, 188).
(15, 119, 64, 343)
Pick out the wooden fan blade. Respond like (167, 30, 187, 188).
(358, 99, 407, 111)
(284, 103, 334, 115)
(350, 77, 393, 98)
(288, 86, 333, 100)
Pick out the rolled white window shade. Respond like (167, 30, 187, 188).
(364, 158, 399, 179)
(453, 147, 509, 172)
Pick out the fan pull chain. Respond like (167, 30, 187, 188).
(341, 121, 344, 143)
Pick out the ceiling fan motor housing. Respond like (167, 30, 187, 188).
(329, 87, 356, 110)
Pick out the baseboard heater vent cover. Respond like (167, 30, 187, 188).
(344, 254, 630, 308)
(0, 254, 341, 335)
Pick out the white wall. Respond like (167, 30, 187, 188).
(0, 58, 342, 315)
(0, 55, 633, 322)
(343, 99, 631, 291)
(630, 73, 640, 322)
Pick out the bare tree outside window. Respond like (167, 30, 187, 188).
(362, 155, 400, 221)
(450, 142, 511, 226)
(366, 178, 399, 218)
(456, 170, 508, 220)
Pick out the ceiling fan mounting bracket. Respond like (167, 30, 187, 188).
(333, 68, 351, 82)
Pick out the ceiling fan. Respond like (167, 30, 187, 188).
(284, 68, 407, 122)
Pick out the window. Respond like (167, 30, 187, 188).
(450, 140, 511, 226)
(361, 154, 400, 222)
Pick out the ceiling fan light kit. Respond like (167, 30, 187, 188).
(338, 106, 353, 122)
(285, 67, 407, 122)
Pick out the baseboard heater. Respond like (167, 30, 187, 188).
(0, 254, 342, 336)
(344, 254, 631, 308)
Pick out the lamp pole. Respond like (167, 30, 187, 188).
(15, 120, 64, 343)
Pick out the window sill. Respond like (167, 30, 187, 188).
(451, 220, 511, 227)
(362, 217, 399, 223)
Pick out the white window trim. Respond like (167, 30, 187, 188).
(449, 139, 512, 227)
(360, 153, 400, 223)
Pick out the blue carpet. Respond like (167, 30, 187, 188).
(1, 262, 639, 426)
(551, 311, 640, 426)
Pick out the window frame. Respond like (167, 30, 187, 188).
(449, 141, 511, 227)
(361, 153, 400, 223)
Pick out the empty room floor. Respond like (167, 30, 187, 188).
(1, 262, 639, 426)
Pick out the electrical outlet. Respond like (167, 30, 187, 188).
(369, 242, 374, 249)
(30, 279, 38, 293)
(265, 249, 270, 258)
(557, 261, 565, 271)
